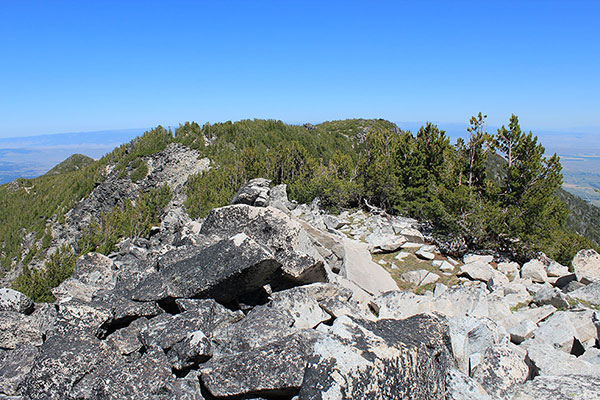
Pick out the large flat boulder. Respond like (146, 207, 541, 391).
(0, 344, 38, 396)
(132, 233, 282, 302)
(298, 314, 453, 399)
(211, 306, 294, 355)
(573, 249, 600, 281)
(458, 262, 495, 282)
(200, 205, 329, 283)
(523, 343, 600, 377)
(340, 238, 398, 295)
(21, 333, 115, 399)
(200, 332, 317, 398)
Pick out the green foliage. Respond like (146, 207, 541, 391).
(181, 119, 360, 218)
(178, 116, 597, 263)
(47, 154, 95, 175)
(115, 126, 173, 177)
(175, 122, 205, 150)
(130, 159, 149, 182)
(79, 185, 172, 255)
(0, 158, 107, 270)
(12, 245, 75, 302)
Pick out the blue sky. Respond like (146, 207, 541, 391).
(0, 0, 599, 138)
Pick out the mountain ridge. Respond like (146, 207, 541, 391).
(1, 118, 598, 292)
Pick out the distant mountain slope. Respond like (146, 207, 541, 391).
(0, 128, 145, 183)
(557, 188, 600, 246)
(46, 154, 94, 175)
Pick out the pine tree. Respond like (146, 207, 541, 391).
(464, 113, 492, 190)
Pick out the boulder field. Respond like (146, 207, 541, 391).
(1, 179, 599, 399)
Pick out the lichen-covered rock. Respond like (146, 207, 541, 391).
(106, 317, 148, 355)
(0, 312, 44, 349)
(512, 375, 600, 400)
(52, 297, 113, 338)
(448, 316, 509, 374)
(92, 292, 163, 326)
(0, 344, 38, 396)
(446, 369, 492, 400)
(570, 281, 600, 307)
(573, 249, 600, 281)
(298, 314, 453, 399)
(211, 306, 294, 355)
(201, 332, 317, 398)
(470, 343, 529, 400)
(167, 330, 212, 370)
(169, 371, 206, 400)
(22, 333, 115, 399)
(80, 346, 175, 400)
(267, 286, 330, 329)
(73, 252, 117, 289)
(133, 233, 282, 302)
(141, 309, 221, 352)
(532, 286, 570, 309)
(0, 288, 33, 315)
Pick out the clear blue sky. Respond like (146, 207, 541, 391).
(1, 0, 599, 138)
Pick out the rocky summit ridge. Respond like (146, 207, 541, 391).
(1, 178, 600, 399)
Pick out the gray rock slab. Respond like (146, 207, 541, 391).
(211, 306, 294, 356)
(401, 269, 440, 287)
(0, 289, 33, 315)
(340, 237, 398, 295)
(471, 343, 529, 400)
(21, 333, 115, 400)
(523, 343, 600, 377)
(458, 262, 495, 282)
(532, 286, 570, 309)
(446, 369, 491, 400)
(508, 319, 537, 344)
(573, 249, 600, 281)
(200, 332, 316, 398)
(0, 312, 44, 350)
(526, 311, 580, 352)
(0, 344, 38, 396)
(512, 375, 600, 400)
(267, 286, 331, 329)
(463, 254, 494, 264)
(521, 259, 548, 283)
(570, 281, 600, 307)
(133, 233, 281, 302)
(298, 314, 453, 399)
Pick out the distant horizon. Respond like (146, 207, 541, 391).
(1, 118, 599, 141)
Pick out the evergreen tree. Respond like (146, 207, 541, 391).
(463, 113, 492, 191)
